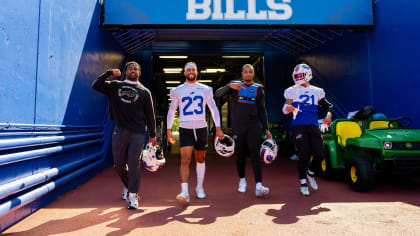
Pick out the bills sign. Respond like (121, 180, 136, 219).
(103, 0, 374, 26)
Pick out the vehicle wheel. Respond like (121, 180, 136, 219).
(346, 156, 375, 192)
(320, 147, 334, 180)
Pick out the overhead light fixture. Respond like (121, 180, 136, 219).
(222, 56, 251, 59)
(167, 86, 177, 89)
(163, 68, 183, 74)
(159, 56, 188, 59)
(165, 81, 181, 84)
(201, 69, 226, 73)
(199, 80, 213, 83)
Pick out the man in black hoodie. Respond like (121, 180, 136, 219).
(92, 61, 156, 209)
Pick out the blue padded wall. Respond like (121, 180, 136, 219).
(0, 0, 40, 124)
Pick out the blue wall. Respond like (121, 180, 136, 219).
(264, 51, 295, 123)
(0, 0, 125, 231)
(0, 0, 40, 124)
(368, 0, 420, 127)
(299, 1, 420, 127)
(0, 0, 125, 125)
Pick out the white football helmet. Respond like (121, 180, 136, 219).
(141, 144, 165, 172)
(292, 64, 312, 85)
(260, 139, 278, 164)
(214, 135, 235, 157)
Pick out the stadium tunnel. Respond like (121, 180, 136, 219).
(1, 0, 420, 231)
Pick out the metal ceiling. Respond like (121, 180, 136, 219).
(111, 28, 352, 56)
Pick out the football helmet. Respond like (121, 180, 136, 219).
(141, 144, 165, 172)
(260, 139, 278, 164)
(214, 135, 235, 157)
(292, 64, 312, 85)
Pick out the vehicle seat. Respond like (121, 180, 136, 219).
(336, 121, 362, 147)
(368, 120, 393, 129)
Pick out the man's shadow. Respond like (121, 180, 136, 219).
(4, 204, 187, 236)
(266, 198, 330, 224)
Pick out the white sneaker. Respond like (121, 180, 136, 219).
(122, 187, 128, 201)
(290, 154, 299, 160)
(196, 186, 206, 199)
(300, 185, 310, 196)
(128, 193, 139, 209)
(255, 185, 269, 197)
(307, 173, 318, 191)
(238, 179, 247, 193)
(176, 192, 190, 204)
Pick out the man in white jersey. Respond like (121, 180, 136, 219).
(167, 61, 224, 204)
(283, 63, 333, 196)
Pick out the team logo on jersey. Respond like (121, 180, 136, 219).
(190, 91, 195, 95)
(296, 134, 302, 140)
(250, 89, 255, 93)
(118, 86, 139, 104)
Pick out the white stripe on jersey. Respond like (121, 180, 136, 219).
(167, 82, 221, 129)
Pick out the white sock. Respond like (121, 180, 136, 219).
(181, 182, 188, 194)
(196, 162, 206, 188)
(256, 182, 262, 188)
(300, 179, 307, 185)
(129, 192, 137, 198)
(240, 178, 246, 183)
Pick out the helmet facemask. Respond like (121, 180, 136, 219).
(292, 64, 313, 85)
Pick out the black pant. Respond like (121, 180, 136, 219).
(234, 125, 263, 183)
(292, 125, 323, 179)
(112, 126, 145, 193)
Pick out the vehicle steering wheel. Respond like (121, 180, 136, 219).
(388, 117, 412, 128)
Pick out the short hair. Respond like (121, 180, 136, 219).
(184, 61, 198, 71)
(124, 61, 141, 72)
(242, 64, 254, 72)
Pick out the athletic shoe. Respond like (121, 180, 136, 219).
(176, 192, 190, 204)
(255, 184, 269, 197)
(196, 186, 206, 199)
(307, 172, 318, 191)
(300, 185, 310, 196)
(122, 187, 128, 201)
(128, 193, 139, 209)
(290, 154, 299, 160)
(238, 179, 247, 193)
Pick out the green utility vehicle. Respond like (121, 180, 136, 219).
(320, 117, 420, 192)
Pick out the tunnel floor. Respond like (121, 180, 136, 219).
(4, 154, 420, 235)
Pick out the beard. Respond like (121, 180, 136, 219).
(126, 72, 139, 81)
(186, 74, 197, 81)
(243, 77, 252, 83)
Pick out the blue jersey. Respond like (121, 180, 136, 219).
(284, 85, 325, 127)
(237, 83, 263, 104)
